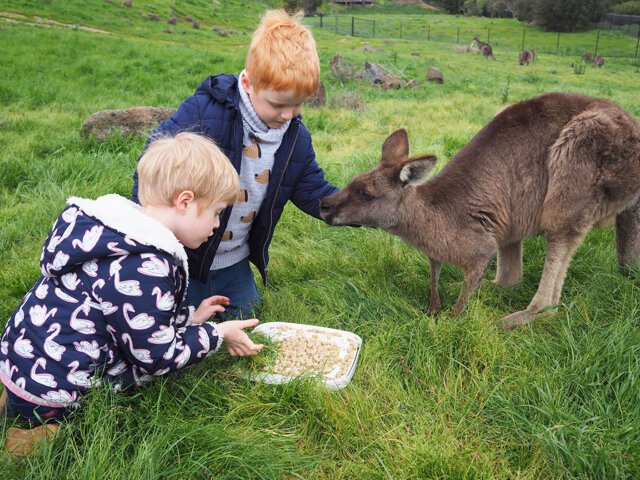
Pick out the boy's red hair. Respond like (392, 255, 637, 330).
(245, 9, 320, 97)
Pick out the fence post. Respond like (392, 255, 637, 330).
(594, 29, 600, 57)
(521, 29, 526, 51)
(373, 19, 375, 38)
(320, 13, 323, 29)
(427, 25, 430, 41)
(351, 16, 354, 36)
(635, 26, 640, 58)
(400, 22, 403, 39)
(335, 15, 338, 34)
(556, 32, 560, 54)
(487, 28, 491, 44)
(456, 26, 460, 44)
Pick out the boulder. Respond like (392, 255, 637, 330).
(427, 66, 444, 84)
(81, 106, 176, 141)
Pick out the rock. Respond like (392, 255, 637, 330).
(361, 61, 392, 83)
(360, 62, 408, 89)
(81, 107, 176, 141)
(427, 66, 444, 84)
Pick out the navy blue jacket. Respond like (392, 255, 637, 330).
(132, 74, 339, 284)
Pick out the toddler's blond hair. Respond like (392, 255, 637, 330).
(137, 132, 239, 212)
(245, 9, 320, 97)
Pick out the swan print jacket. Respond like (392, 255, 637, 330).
(0, 195, 223, 408)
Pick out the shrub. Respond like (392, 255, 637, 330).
(612, 1, 640, 15)
(328, 91, 366, 111)
(573, 59, 587, 75)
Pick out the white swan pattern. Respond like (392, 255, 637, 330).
(151, 287, 174, 311)
(30, 357, 57, 388)
(29, 304, 57, 327)
(121, 333, 153, 364)
(44, 323, 66, 361)
(71, 225, 104, 252)
(122, 303, 155, 330)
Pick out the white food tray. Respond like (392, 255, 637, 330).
(246, 322, 362, 390)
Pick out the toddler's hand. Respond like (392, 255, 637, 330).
(217, 319, 264, 356)
(191, 295, 230, 324)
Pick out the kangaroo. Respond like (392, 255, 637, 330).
(473, 36, 496, 60)
(320, 93, 640, 329)
(582, 52, 595, 63)
(519, 50, 533, 65)
(593, 55, 606, 68)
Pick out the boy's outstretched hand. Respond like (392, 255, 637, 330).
(192, 295, 230, 324)
(217, 319, 264, 356)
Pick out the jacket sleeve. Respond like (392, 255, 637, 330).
(97, 254, 223, 376)
(132, 95, 204, 203)
(290, 136, 340, 219)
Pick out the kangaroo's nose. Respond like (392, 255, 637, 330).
(320, 202, 331, 214)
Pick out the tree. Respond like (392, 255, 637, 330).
(533, 0, 622, 31)
(281, 0, 323, 16)
(435, 0, 465, 14)
(612, 1, 640, 14)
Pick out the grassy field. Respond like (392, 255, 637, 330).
(1, 1, 640, 478)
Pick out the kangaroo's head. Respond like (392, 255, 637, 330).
(320, 129, 437, 231)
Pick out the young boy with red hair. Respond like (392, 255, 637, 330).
(132, 10, 339, 319)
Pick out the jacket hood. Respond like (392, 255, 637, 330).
(40, 194, 189, 279)
(198, 74, 239, 106)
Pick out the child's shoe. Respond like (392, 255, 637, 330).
(4, 423, 58, 456)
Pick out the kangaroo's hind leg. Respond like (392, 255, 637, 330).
(616, 196, 640, 272)
(501, 230, 588, 330)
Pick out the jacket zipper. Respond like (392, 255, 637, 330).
(262, 123, 299, 286)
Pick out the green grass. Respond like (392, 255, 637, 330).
(2, 1, 640, 478)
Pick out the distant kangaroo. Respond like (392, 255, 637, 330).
(519, 50, 533, 65)
(582, 52, 595, 63)
(519, 49, 537, 65)
(320, 93, 640, 329)
(593, 55, 606, 68)
(473, 36, 495, 60)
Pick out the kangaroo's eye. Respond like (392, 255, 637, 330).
(360, 189, 374, 201)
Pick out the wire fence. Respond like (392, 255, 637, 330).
(306, 15, 640, 60)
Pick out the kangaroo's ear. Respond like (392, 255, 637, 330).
(381, 129, 409, 166)
(399, 155, 437, 186)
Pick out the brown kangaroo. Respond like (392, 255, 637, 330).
(320, 93, 640, 329)
(519, 49, 536, 65)
(582, 52, 595, 63)
(473, 36, 496, 60)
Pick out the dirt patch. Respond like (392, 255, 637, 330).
(0, 12, 112, 35)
